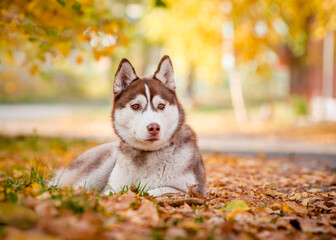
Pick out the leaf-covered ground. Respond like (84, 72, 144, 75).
(0, 135, 335, 240)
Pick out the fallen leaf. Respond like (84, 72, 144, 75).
(226, 208, 253, 221)
(156, 198, 205, 207)
(282, 201, 307, 215)
(0, 202, 38, 229)
(187, 185, 207, 200)
(223, 200, 250, 212)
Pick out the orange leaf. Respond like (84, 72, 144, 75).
(76, 55, 83, 64)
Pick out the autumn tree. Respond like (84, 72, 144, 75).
(2, 0, 335, 102)
(143, 0, 224, 104)
(0, 0, 130, 72)
(144, 0, 336, 102)
(231, 0, 336, 96)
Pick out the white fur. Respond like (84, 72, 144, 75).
(104, 142, 196, 195)
(129, 94, 147, 109)
(145, 84, 151, 102)
(51, 139, 197, 196)
(113, 91, 179, 151)
(50, 142, 119, 190)
(72, 145, 118, 190)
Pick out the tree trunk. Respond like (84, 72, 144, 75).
(229, 70, 248, 123)
(184, 67, 195, 107)
(288, 54, 311, 97)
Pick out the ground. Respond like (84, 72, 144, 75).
(0, 135, 335, 240)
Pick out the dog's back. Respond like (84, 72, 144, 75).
(51, 142, 119, 190)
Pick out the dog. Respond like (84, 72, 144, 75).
(50, 55, 206, 197)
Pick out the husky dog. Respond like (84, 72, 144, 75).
(51, 56, 206, 196)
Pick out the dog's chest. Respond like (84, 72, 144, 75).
(108, 143, 193, 192)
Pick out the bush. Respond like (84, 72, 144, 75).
(291, 95, 309, 116)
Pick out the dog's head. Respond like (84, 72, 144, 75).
(112, 55, 185, 151)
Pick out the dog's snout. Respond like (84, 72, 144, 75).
(147, 123, 160, 136)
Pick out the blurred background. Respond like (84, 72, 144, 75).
(0, 0, 336, 157)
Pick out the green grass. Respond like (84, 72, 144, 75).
(105, 181, 149, 197)
(0, 135, 150, 220)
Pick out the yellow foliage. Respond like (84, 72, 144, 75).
(143, 0, 224, 83)
(143, 0, 336, 77)
(76, 55, 83, 64)
(232, 0, 336, 62)
(223, 200, 250, 212)
(103, 22, 120, 35)
(222, 200, 251, 220)
(93, 46, 115, 60)
(31, 182, 42, 191)
(226, 208, 244, 220)
(0, 0, 127, 71)
(30, 65, 39, 75)
(282, 202, 294, 214)
(55, 42, 72, 56)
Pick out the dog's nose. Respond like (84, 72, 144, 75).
(147, 123, 160, 136)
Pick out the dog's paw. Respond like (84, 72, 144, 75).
(147, 189, 162, 197)
(103, 189, 113, 195)
(147, 187, 184, 197)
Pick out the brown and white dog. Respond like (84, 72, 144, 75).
(50, 56, 206, 196)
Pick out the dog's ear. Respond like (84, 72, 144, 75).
(154, 55, 175, 91)
(114, 58, 138, 95)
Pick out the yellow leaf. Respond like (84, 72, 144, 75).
(180, 221, 199, 231)
(55, 42, 71, 56)
(226, 208, 254, 221)
(0, 193, 5, 201)
(31, 183, 42, 190)
(282, 203, 294, 214)
(102, 22, 119, 35)
(282, 201, 307, 215)
(93, 46, 115, 60)
(30, 65, 39, 75)
(223, 200, 250, 212)
(226, 208, 244, 220)
(29, 183, 43, 196)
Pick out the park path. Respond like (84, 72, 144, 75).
(1, 104, 335, 168)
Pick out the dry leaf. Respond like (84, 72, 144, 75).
(282, 201, 307, 215)
(187, 185, 207, 200)
(156, 198, 205, 207)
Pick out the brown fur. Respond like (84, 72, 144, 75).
(174, 125, 206, 195)
(111, 76, 185, 146)
(82, 150, 110, 174)
(117, 123, 206, 195)
(52, 56, 205, 195)
(68, 159, 84, 170)
(113, 77, 176, 109)
(114, 58, 138, 95)
(68, 147, 111, 174)
(119, 142, 150, 167)
(110, 58, 205, 194)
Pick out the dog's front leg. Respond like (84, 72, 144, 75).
(147, 187, 186, 197)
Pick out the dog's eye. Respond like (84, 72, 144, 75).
(131, 104, 140, 110)
(158, 103, 165, 110)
